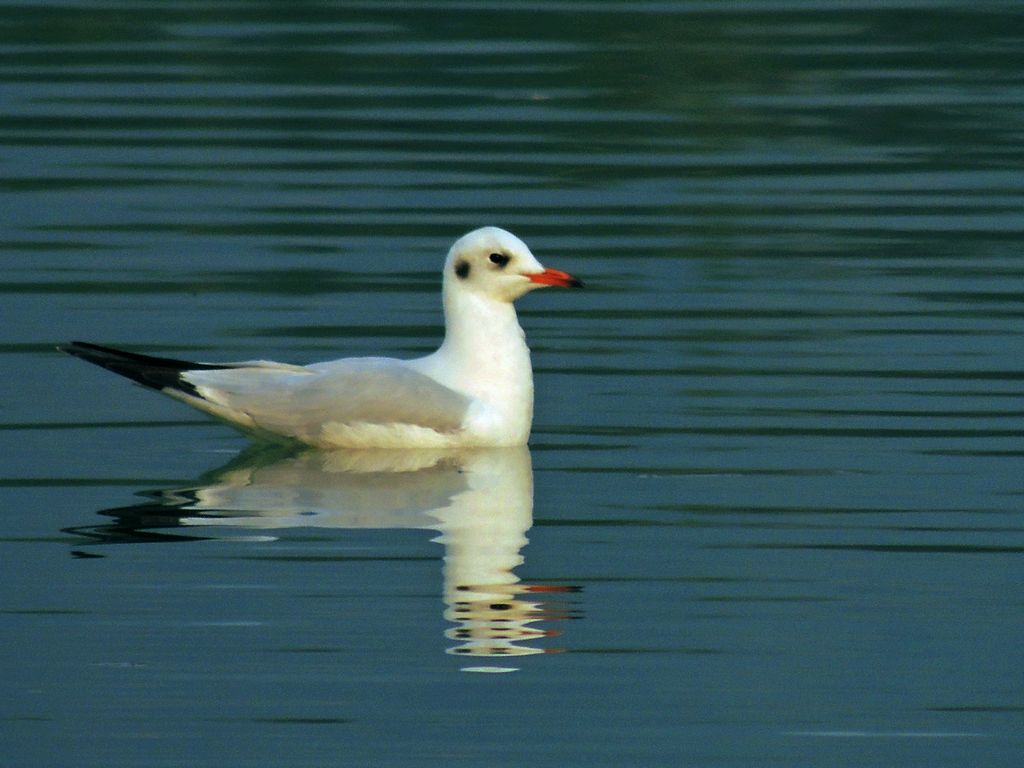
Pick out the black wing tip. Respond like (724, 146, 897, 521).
(59, 340, 150, 361)
(59, 340, 112, 357)
(59, 341, 225, 370)
(58, 340, 208, 396)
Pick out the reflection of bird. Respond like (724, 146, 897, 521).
(59, 227, 582, 448)
(68, 445, 579, 663)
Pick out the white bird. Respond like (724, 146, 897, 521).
(60, 227, 582, 448)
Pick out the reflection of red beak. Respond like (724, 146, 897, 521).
(526, 268, 584, 289)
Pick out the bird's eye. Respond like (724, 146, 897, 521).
(489, 253, 510, 268)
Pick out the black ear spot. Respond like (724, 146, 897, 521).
(455, 260, 470, 279)
(489, 252, 510, 268)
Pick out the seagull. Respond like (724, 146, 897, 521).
(59, 227, 582, 448)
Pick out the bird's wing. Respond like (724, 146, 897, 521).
(182, 357, 473, 443)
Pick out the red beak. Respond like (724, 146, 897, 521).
(526, 267, 583, 289)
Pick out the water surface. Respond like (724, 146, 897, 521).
(2, 2, 1023, 766)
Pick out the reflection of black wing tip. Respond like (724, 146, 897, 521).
(71, 549, 106, 559)
(63, 498, 214, 548)
(59, 340, 226, 398)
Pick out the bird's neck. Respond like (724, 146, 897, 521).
(433, 287, 534, 408)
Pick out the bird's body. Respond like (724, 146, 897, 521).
(60, 227, 581, 448)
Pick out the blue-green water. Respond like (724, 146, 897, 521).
(2, 2, 1023, 766)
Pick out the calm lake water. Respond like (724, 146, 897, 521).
(2, 1, 1023, 766)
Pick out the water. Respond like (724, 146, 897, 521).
(2, 1, 1023, 765)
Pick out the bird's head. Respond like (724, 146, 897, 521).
(443, 227, 582, 303)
